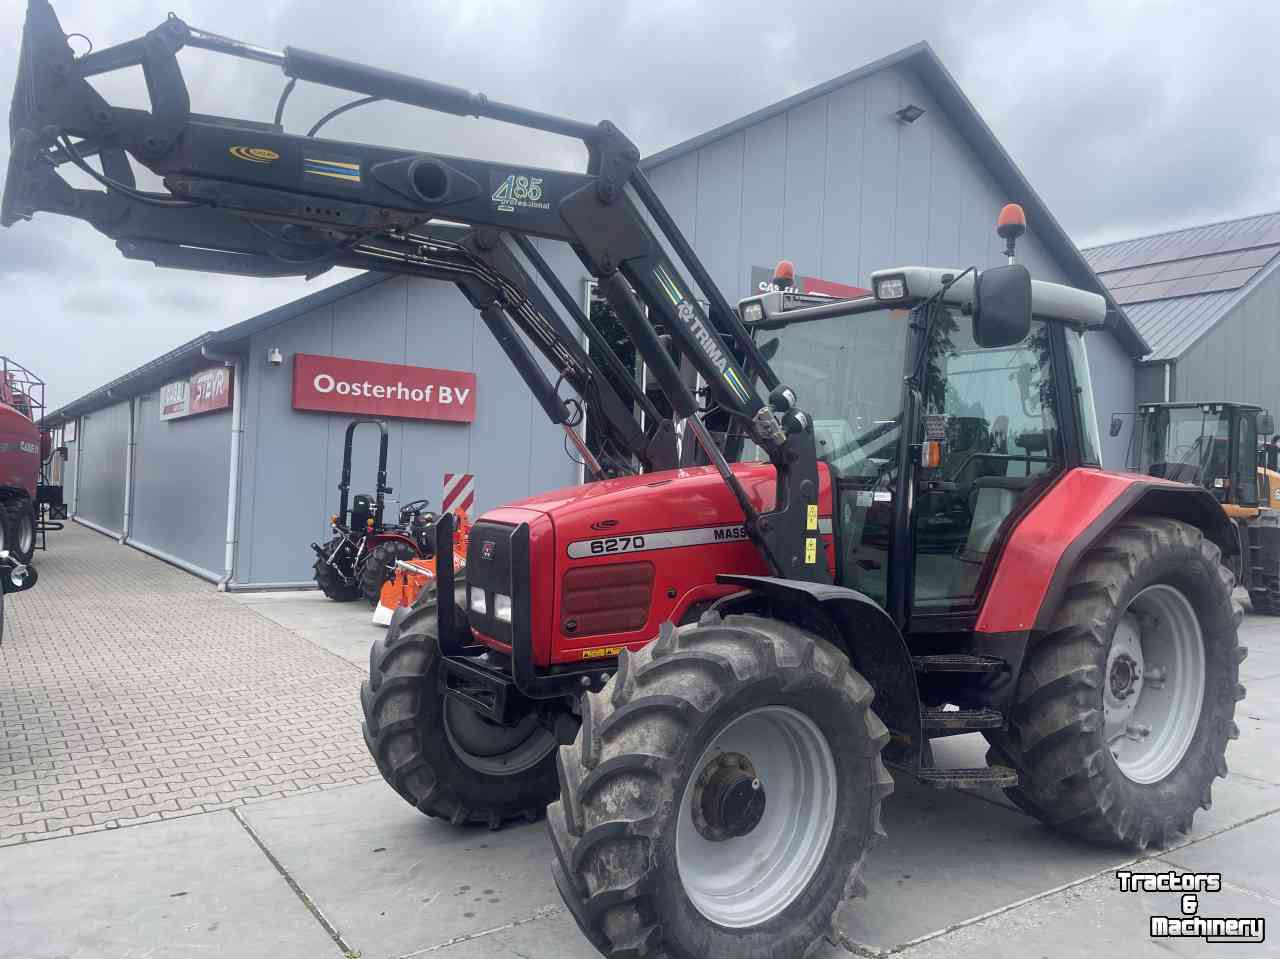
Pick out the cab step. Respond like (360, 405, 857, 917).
(913, 765, 1020, 789)
(921, 706, 1004, 734)
(912, 654, 1005, 673)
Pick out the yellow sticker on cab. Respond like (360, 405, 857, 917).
(805, 537, 817, 564)
(581, 645, 625, 660)
(806, 504, 819, 530)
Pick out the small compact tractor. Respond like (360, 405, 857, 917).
(4, 9, 1248, 957)
(311, 419, 438, 604)
(1129, 401, 1280, 613)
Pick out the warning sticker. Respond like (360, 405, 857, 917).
(924, 414, 948, 440)
(806, 504, 819, 530)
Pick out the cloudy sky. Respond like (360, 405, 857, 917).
(2, 0, 1277, 409)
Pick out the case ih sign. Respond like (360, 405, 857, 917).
(292, 354, 476, 423)
(749, 266, 870, 299)
(160, 366, 234, 421)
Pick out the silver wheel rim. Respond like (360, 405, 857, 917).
(676, 706, 837, 928)
(1105, 584, 1206, 784)
(443, 699, 556, 776)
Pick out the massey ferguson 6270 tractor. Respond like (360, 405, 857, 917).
(4, 6, 1246, 956)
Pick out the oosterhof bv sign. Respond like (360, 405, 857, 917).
(292, 354, 476, 423)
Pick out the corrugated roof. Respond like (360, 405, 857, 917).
(644, 42, 1149, 357)
(1083, 211, 1280, 361)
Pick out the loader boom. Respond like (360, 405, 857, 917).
(3, 1, 831, 582)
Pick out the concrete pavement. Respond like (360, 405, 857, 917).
(2, 523, 1278, 957)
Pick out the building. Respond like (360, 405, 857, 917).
(47, 42, 1139, 588)
(1083, 212, 1280, 427)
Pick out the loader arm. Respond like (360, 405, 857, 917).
(3, 1, 829, 583)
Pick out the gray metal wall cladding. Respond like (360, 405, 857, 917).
(234, 273, 580, 586)
(129, 397, 232, 577)
(74, 400, 131, 535)
(1174, 265, 1280, 414)
(644, 59, 1135, 469)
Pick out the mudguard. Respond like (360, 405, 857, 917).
(977, 468, 1238, 635)
(713, 574, 923, 768)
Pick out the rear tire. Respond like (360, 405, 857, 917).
(360, 604, 560, 828)
(987, 517, 1245, 849)
(548, 613, 892, 959)
(360, 538, 420, 606)
(1248, 587, 1280, 616)
(313, 536, 361, 602)
(2, 497, 36, 564)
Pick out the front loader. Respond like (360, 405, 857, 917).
(4, 6, 1247, 957)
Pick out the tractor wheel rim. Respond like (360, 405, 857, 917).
(676, 705, 837, 929)
(1104, 584, 1205, 785)
(17, 512, 33, 554)
(443, 699, 556, 776)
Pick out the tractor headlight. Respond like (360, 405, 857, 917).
(874, 275, 907, 301)
(741, 301, 765, 324)
(469, 586, 486, 615)
(493, 593, 512, 623)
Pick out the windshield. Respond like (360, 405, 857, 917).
(747, 308, 909, 479)
(1138, 407, 1231, 484)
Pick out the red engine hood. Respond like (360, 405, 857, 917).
(505, 462, 793, 527)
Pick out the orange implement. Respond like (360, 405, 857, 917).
(373, 512, 471, 625)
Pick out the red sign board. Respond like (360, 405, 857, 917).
(160, 366, 233, 421)
(292, 354, 476, 423)
(750, 266, 870, 299)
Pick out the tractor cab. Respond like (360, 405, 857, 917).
(739, 261, 1106, 625)
(1130, 402, 1275, 514)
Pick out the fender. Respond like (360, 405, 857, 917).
(366, 531, 421, 554)
(977, 468, 1238, 635)
(713, 574, 923, 769)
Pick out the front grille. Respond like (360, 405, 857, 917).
(561, 562, 654, 637)
(466, 520, 517, 644)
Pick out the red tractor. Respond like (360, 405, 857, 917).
(0, 356, 43, 564)
(311, 419, 437, 604)
(4, 9, 1245, 957)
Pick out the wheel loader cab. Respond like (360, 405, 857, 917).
(1133, 402, 1266, 510)
(739, 265, 1106, 627)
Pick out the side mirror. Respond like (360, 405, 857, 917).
(1110, 413, 1126, 438)
(1261, 413, 1275, 436)
(973, 264, 1032, 348)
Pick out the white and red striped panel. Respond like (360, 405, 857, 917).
(442, 472, 475, 515)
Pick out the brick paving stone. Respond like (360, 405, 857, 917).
(0, 523, 378, 844)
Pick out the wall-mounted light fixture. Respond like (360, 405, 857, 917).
(266, 347, 284, 367)
(895, 104, 926, 124)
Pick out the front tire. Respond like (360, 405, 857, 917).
(313, 535, 361, 602)
(988, 517, 1245, 848)
(548, 613, 892, 959)
(360, 538, 420, 606)
(360, 605, 560, 828)
(2, 496, 36, 564)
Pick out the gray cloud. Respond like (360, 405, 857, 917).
(1, 0, 1277, 408)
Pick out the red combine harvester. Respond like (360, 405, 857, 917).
(2, 6, 1248, 956)
(0, 356, 47, 563)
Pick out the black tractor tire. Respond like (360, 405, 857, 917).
(360, 604, 560, 828)
(2, 496, 36, 564)
(360, 538, 420, 606)
(986, 517, 1245, 849)
(313, 536, 361, 602)
(548, 612, 893, 959)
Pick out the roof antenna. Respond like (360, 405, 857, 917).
(997, 203, 1026, 264)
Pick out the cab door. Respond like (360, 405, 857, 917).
(909, 318, 1063, 616)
